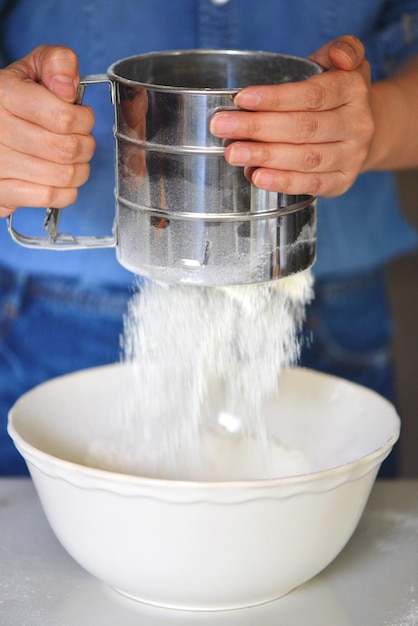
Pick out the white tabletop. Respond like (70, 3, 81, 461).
(0, 478, 417, 626)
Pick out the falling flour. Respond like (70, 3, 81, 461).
(86, 270, 314, 481)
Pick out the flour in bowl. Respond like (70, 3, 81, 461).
(86, 270, 314, 481)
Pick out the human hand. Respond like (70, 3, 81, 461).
(0, 45, 95, 217)
(209, 35, 374, 198)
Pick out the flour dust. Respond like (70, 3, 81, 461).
(86, 270, 314, 481)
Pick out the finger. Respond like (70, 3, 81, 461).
(231, 64, 370, 113)
(308, 35, 365, 71)
(0, 179, 79, 213)
(2, 45, 94, 134)
(211, 108, 351, 144)
(0, 145, 91, 188)
(1, 78, 95, 135)
(247, 167, 353, 198)
(10, 44, 79, 102)
(225, 139, 362, 174)
(0, 108, 96, 163)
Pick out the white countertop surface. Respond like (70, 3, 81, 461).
(0, 478, 417, 626)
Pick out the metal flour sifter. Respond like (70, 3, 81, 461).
(8, 49, 320, 285)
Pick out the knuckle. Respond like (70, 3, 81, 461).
(301, 147, 324, 171)
(58, 134, 82, 163)
(52, 106, 76, 134)
(304, 82, 327, 110)
(295, 112, 319, 142)
(307, 173, 322, 195)
(42, 185, 60, 207)
(55, 163, 76, 187)
(43, 185, 77, 208)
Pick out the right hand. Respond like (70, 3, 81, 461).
(0, 45, 96, 217)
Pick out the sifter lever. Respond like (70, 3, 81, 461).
(43, 82, 87, 241)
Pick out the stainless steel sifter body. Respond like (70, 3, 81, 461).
(8, 50, 320, 285)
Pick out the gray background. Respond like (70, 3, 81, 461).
(388, 171, 418, 476)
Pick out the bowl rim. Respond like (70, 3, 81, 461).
(7, 364, 401, 501)
(7, 420, 399, 502)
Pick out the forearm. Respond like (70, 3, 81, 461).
(364, 54, 418, 172)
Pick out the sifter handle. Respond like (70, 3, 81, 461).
(43, 81, 87, 240)
(8, 74, 117, 251)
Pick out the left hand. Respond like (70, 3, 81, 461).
(209, 35, 374, 198)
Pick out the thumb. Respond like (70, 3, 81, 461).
(308, 35, 365, 71)
(26, 45, 79, 102)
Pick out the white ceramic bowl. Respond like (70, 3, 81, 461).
(8, 364, 400, 611)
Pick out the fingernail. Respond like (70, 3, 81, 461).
(252, 170, 275, 189)
(334, 41, 357, 64)
(51, 76, 76, 102)
(228, 144, 251, 166)
(210, 113, 238, 136)
(234, 90, 262, 108)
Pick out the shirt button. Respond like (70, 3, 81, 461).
(211, 0, 230, 5)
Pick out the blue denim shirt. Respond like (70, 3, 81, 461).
(1, 0, 417, 284)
